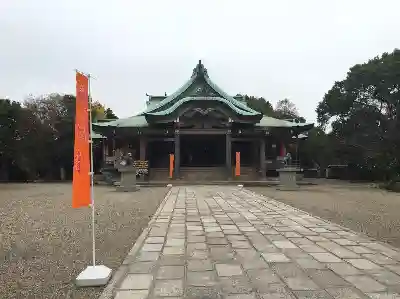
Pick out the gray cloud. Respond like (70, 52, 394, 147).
(1, 0, 400, 122)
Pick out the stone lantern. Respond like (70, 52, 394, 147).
(114, 150, 138, 192)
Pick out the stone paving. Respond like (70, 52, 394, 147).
(108, 186, 400, 299)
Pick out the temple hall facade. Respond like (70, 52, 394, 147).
(93, 60, 313, 181)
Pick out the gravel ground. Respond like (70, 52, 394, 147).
(0, 183, 168, 299)
(250, 182, 400, 248)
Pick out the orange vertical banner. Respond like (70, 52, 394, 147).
(72, 72, 91, 208)
(169, 154, 174, 178)
(235, 152, 240, 176)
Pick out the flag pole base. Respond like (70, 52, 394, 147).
(75, 265, 112, 287)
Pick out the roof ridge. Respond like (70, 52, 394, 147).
(146, 96, 258, 116)
(203, 76, 260, 115)
(144, 76, 195, 114)
(144, 60, 261, 116)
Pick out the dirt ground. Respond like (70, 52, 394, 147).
(250, 181, 400, 249)
(0, 183, 168, 299)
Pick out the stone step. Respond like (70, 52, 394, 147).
(95, 166, 264, 183)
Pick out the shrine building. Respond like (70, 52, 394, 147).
(93, 60, 313, 181)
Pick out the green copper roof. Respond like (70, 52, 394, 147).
(144, 77, 196, 114)
(145, 100, 161, 112)
(92, 60, 314, 131)
(93, 114, 313, 130)
(143, 60, 261, 117)
(203, 74, 258, 115)
(256, 116, 297, 127)
(93, 115, 148, 128)
(256, 116, 314, 131)
(146, 97, 259, 116)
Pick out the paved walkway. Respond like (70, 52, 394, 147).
(105, 186, 400, 299)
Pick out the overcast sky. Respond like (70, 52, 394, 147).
(1, 0, 399, 123)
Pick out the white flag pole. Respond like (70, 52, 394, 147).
(75, 70, 112, 287)
(88, 74, 96, 267)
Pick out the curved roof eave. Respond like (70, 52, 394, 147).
(93, 115, 148, 128)
(203, 76, 259, 115)
(144, 76, 196, 114)
(145, 97, 259, 116)
(256, 116, 314, 129)
(142, 61, 261, 116)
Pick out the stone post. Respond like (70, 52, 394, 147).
(115, 152, 138, 192)
(174, 129, 180, 179)
(226, 129, 232, 179)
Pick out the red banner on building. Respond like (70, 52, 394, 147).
(235, 152, 240, 176)
(72, 72, 91, 208)
(169, 154, 174, 178)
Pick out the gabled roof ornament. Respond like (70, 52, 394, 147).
(191, 59, 209, 78)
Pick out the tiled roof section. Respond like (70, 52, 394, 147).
(256, 116, 314, 130)
(145, 100, 162, 111)
(145, 95, 168, 109)
(143, 77, 196, 114)
(143, 60, 261, 117)
(92, 114, 313, 130)
(93, 115, 148, 128)
(92, 61, 314, 130)
(203, 75, 258, 115)
(146, 97, 259, 116)
(149, 95, 167, 101)
(233, 94, 246, 102)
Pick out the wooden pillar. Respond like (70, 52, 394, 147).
(226, 129, 232, 178)
(260, 137, 266, 180)
(140, 137, 147, 160)
(174, 129, 180, 179)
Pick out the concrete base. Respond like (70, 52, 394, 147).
(277, 167, 299, 191)
(276, 185, 300, 191)
(116, 185, 139, 192)
(75, 265, 112, 287)
(116, 170, 138, 192)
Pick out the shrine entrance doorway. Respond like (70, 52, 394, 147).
(180, 135, 225, 167)
(148, 140, 174, 168)
(232, 140, 254, 166)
